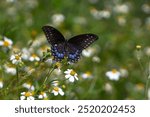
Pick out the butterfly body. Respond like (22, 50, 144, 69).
(42, 26, 98, 63)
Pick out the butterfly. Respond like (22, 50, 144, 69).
(42, 26, 98, 63)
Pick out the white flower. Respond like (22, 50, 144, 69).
(51, 87, 64, 96)
(52, 14, 65, 26)
(106, 69, 121, 81)
(20, 92, 34, 100)
(64, 69, 78, 82)
(21, 48, 30, 60)
(92, 56, 100, 63)
(90, 8, 111, 20)
(22, 83, 35, 91)
(114, 4, 129, 14)
(142, 4, 150, 14)
(82, 47, 95, 57)
(119, 68, 128, 78)
(51, 81, 59, 86)
(104, 83, 112, 92)
(117, 16, 126, 26)
(0, 36, 13, 48)
(0, 80, 3, 88)
(29, 54, 40, 61)
(81, 71, 93, 79)
(4, 65, 16, 75)
(144, 46, 150, 56)
(10, 53, 22, 65)
(38, 92, 48, 99)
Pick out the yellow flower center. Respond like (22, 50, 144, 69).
(53, 87, 59, 92)
(85, 71, 91, 76)
(32, 54, 37, 58)
(25, 92, 32, 97)
(70, 70, 76, 76)
(112, 69, 117, 74)
(15, 55, 20, 60)
(3, 40, 10, 47)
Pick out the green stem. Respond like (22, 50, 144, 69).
(35, 66, 55, 94)
(42, 67, 55, 87)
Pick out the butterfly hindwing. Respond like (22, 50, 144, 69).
(51, 43, 65, 61)
(66, 43, 82, 62)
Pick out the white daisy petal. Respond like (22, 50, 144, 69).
(20, 96, 26, 100)
(69, 76, 75, 82)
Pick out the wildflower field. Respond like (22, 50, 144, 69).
(0, 0, 150, 100)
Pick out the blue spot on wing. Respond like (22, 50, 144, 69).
(51, 44, 65, 61)
(67, 50, 81, 62)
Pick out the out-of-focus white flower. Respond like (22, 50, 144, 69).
(51, 80, 59, 86)
(145, 17, 150, 29)
(144, 47, 150, 56)
(82, 47, 95, 57)
(104, 83, 113, 92)
(31, 35, 45, 48)
(114, 4, 129, 14)
(20, 92, 34, 100)
(38, 92, 48, 99)
(51, 14, 65, 26)
(106, 69, 121, 81)
(4, 65, 16, 75)
(117, 16, 126, 26)
(81, 71, 93, 79)
(92, 56, 100, 63)
(90, 8, 111, 20)
(119, 68, 128, 78)
(37, 46, 48, 57)
(7, 0, 15, 2)
(0, 80, 3, 88)
(51, 87, 64, 96)
(142, 4, 150, 14)
(29, 54, 40, 61)
(64, 69, 78, 82)
(21, 48, 30, 60)
(22, 83, 35, 91)
(10, 53, 22, 65)
(0, 36, 13, 48)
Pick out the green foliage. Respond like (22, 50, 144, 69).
(0, 0, 150, 100)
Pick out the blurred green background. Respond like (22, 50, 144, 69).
(0, 0, 150, 100)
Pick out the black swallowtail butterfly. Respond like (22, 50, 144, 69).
(42, 26, 98, 63)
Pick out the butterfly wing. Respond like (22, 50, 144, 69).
(42, 26, 66, 61)
(67, 34, 98, 62)
(42, 26, 65, 44)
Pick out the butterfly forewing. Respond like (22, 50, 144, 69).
(68, 34, 98, 50)
(42, 26, 65, 45)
